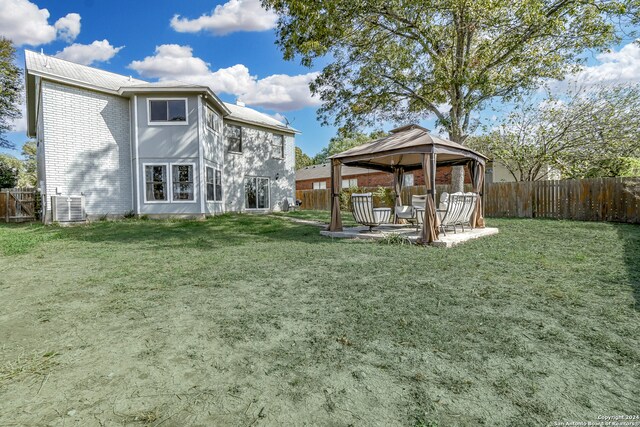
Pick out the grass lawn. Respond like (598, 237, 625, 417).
(0, 213, 638, 426)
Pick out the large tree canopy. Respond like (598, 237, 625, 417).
(0, 38, 22, 149)
(264, 0, 639, 188)
(467, 84, 640, 180)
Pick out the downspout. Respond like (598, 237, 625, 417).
(197, 95, 205, 215)
(133, 95, 140, 215)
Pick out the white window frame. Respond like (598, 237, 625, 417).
(143, 162, 169, 204)
(170, 162, 197, 204)
(272, 134, 285, 159)
(403, 173, 415, 187)
(142, 162, 198, 204)
(244, 176, 270, 210)
(226, 124, 243, 154)
(205, 166, 223, 203)
(147, 98, 189, 126)
(205, 105, 221, 134)
(342, 178, 358, 189)
(313, 181, 327, 190)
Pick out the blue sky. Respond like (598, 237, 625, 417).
(1, 0, 639, 158)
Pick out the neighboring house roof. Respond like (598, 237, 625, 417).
(224, 102, 298, 134)
(296, 163, 382, 181)
(24, 50, 296, 137)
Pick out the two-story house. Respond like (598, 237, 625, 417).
(24, 50, 298, 223)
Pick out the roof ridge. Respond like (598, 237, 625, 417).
(24, 49, 147, 83)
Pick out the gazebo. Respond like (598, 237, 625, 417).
(328, 125, 489, 244)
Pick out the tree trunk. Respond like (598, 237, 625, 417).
(450, 165, 465, 193)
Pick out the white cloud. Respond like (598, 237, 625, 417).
(54, 39, 123, 65)
(170, 0, 277, 35)
(54, 13, 81, 42)
(129, 44, 320, 112)
(0, 0, 81, 46)
(571, 41, 640, 86)
(129, 45, 211, 80)
(9, 102, 27, 134)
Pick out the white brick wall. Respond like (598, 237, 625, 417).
(222, 123, 296, 212)
(41, 81, 132, 217)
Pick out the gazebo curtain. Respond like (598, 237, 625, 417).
(469, 160, 486, 228)
(393, 167, 404, 223)
(329, 159, 343, 231)
(418, 153, 439, 244)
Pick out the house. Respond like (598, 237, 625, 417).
(296, 163, 468, 190)
(24, 50, 297, 223)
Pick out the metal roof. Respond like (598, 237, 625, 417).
(25, 49, 145, 92)
(224, 102, 298, 134)
(24, 50, 297, 136)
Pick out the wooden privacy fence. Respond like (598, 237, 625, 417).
(0, 188, 37, 223)
(295, 177, 640, 223)
(484, 177, 640, 223)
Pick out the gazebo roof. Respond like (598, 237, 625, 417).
(330, 124, 487, 172)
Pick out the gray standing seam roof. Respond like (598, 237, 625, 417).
(24, 50, 296, 134)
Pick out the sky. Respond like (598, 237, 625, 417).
(1, 0, 639, 159)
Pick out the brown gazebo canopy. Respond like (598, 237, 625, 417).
(328, 124, 489, 244)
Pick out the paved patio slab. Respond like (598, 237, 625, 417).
(320, 225, 499, 247)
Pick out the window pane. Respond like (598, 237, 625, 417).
(226, 125, 242, 152)
(206, 167, 215, 201)
(145, 165, 167, 201)
(215, 169, 222, 202)
(272, 134, 284, 158)
(257, 178, 269, 209)
(172, 164, 194, 201)
(245, 178, 256, 209)
(168, 100, 186, 121)
(149, 101, 167, 121)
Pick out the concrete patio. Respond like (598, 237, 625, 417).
(320, 224, 499, 247)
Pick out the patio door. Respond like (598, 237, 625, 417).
(245, 177, 270, 209)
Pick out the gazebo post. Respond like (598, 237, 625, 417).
(431, 154, 437, 206)
(328, 158, 343, 232)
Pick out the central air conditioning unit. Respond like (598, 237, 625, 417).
(51, 195, 86, 223)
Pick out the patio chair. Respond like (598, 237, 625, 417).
(438, 192, 449, 210)
(351, 193, 392, 232)
(458, 192, 478, 231)
(438, 192, 466, 235)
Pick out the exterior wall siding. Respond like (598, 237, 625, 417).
(41, 81, 132, 219)
(223, 121, 295, 212)
(134, 94, 202, 215)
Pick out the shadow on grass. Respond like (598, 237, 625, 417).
(614, 222, 640, 311)
(52, 214, 331, 250)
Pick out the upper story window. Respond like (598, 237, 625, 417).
(403, 173, 414, 187)
(272, 134, 285, 159)
(148, 99, 187, 124)
(226, 124, 242, 153)
(312, 181, 327, 190)
(205, 106, 221, 133)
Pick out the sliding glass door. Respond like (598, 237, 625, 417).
(245, 177, 270, 209)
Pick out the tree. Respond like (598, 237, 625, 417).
(0, 38, 22, 149)
(18, 140, 37, 187)
(295, 146, 313, 170)
(466, 84, 640, 180)
(263, 0, 639, 190)
(0, 153, 21, 188)
(313, 129, 387, 164)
